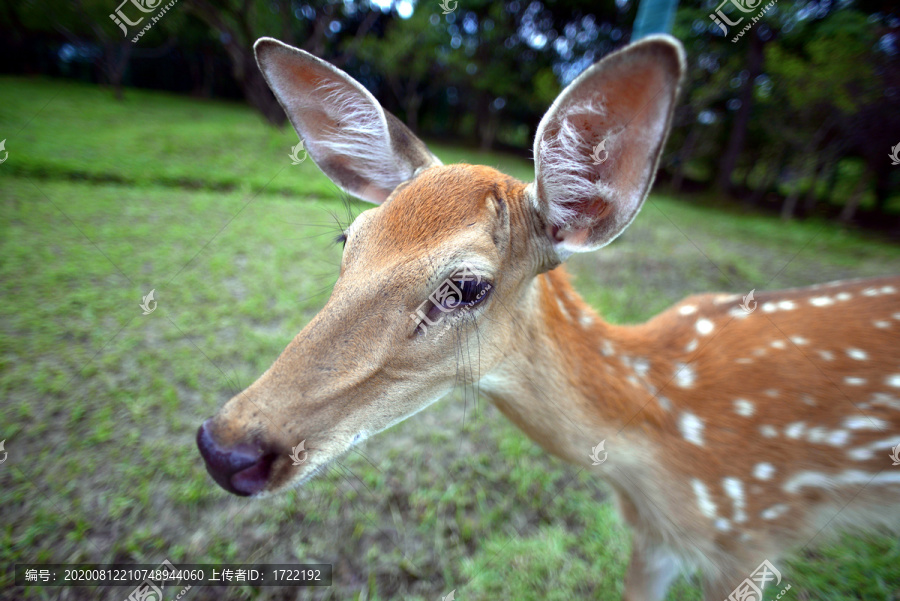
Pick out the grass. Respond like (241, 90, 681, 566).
(1, 76, 899, 601)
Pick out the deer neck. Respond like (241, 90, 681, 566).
(477, 266, 670, 466)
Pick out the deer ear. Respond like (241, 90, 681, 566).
(254, 37, 442, 205)
(533, 35, 685, 258)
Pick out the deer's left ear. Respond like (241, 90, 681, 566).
(533, 35, 685, 258)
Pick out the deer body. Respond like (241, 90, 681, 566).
(196, 34, 900, 600)
(480, 265, 900, 598)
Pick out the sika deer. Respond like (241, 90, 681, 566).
(196, 35, 900, 600)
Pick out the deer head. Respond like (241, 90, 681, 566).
(196, 35, 684, 496)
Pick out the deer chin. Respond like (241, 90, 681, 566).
(265, 431, 371, 497)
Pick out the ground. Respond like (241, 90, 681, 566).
(1, 77, 899, 600)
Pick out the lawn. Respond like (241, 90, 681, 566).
(1, 77, 899, 601)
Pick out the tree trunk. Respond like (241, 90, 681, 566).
(780, 159, 805, 220)
(716, 30, 764, 193)
(781, 120, 832, 219)
(672, 124, 699, 192)
(749, 147, 785, 208)
(186, 0, 286, 125)
(839, 172, 870, 223)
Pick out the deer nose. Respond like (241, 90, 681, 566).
(196, 419, 277, 496)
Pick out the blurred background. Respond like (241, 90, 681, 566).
(1, 0, 900, 600)
(2, 0, 900, 223)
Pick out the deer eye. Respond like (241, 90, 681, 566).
(421, 269, 492, 321)
(411, 266, 493, 334)
(446, 277, 492, 310)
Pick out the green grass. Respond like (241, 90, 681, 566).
(1, 76, 899, 600)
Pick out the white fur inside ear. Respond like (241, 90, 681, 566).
(312, 81, 403, 193)
(537, 100, 629, 232)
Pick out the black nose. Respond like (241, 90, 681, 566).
(196, 419, 276, 496)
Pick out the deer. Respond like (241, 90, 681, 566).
(196, 33, 900, 600)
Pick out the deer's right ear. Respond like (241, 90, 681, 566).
(532, 36, 685, 259)
(254, 37, 441, 204)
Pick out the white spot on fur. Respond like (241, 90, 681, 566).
(810, 296, 834, 307)
(807, 427, 827, 444)
(685, 339, 698, 353)
(844, 377, 866, 386)
(557, 298, 572, 321)
(862, 287, 878, 297)
(847, 349, 868, 360)
(835, 292, 852, 301)
(790, 336, 808, 345)
(734, 399, 755, 417)
(770, 340, 786, 349)
(886, 375, 900, 388)
(736, 358, 753, 364)
(714, 518, 731, 532)
(827, 430, 850, 446)
(783, 470, 900, 493)
(674, 363, 695, 388)
(868, 393, 900, 410)
(761, 504, 790, 520)
(844, 416, 888, 430)
(785, 422, 806, 439)
(760, 425, 778, 438)
(817, 350, 835, 361)
(601, 340, 614, 356)
(579, 313, 595, 328)
(765, 389, 779, 398)
(802, 395, 816, 406)
(691, 479, 717, 518)
(753, 463, 775, 480)
(881, 286, 896, 294)
(696, 319, 714, 335)
(679, 412, 704, 446)
(874, 320, 890, 329)
(679, 304, 697, 315)
(778, 300, 795, 310)
(633, 358, 650, 378)
(848, 448, 874, 460)
(723, 477, 746, 523)
(762, 302, 777, 313)
(657, 396, 672, 411)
